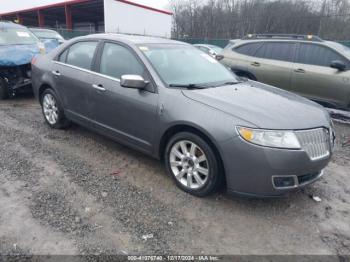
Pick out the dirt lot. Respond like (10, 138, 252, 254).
(0, 95, 350, 256)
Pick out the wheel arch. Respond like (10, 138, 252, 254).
(158, 124, 226, 185)
(231, 68, 257, 81)
(38, 83, 62, 105)
(38, 83, 52, 104)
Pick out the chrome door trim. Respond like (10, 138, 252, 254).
(53, 61, 121, 83)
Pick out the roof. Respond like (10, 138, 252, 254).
(0, 0, 172, 16)
(194, 44, 222, 48)
(79, 33, 187, 45)
(29, 27, 57, 32)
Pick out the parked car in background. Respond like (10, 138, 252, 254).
(32, 34, 334, 197)
(0, 21, 50, 99)
(30, 28, 65, 44)
(220, 34, 350, 111)
(194, 44, 223, 58)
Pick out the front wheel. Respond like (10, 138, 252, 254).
(165, 132, 223, 197)
(41, 89, 71, 129)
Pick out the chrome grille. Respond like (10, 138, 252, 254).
(295, 128, 330, 161)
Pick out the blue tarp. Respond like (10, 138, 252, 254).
(0, 40, 59, 67)
(42, 39, 60, 53)
(0, 44, 41, 66)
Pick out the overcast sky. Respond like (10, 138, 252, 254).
(0, 0, 170, 14)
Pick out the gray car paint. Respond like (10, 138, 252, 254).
(31, 34, 333, 196)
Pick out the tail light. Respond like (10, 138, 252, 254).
(31, 56, 37, 65)
(216, 55, 224, 61)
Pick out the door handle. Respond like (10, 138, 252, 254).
(52, 70, 61, 76)
(92, 84, 106, 92)
(294, 68, 306, 73)
(251, 62, 260, 67)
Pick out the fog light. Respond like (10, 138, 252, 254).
(273, 176, 296, 189)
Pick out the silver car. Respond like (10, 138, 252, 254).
(31, 34, 335, 197)
(193, 44, 223, 58)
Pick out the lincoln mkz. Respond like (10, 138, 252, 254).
(31, 34, 335, 197)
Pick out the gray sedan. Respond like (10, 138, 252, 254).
(31, 34, 335, 197)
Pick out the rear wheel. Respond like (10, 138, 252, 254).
(165, 132, 223, 197)
(41, 89, 71, 129)
(0, 78, 9, 100)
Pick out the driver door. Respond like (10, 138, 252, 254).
(90, 42, 159, 153)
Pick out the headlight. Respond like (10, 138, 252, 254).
(37, 42, 46, 54)
(237, 127, 301, 149)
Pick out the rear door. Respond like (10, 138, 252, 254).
(247, 42, 296, 91)
(52, 41, 99, 123)
(291, 43, 350, 107)
(224, 42, 262, 72)
(90, 41, 159, 153)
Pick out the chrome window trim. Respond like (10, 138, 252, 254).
(53, 61, 121, 83)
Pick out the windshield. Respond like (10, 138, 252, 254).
(329, 42, 350, 58)
(139, 44, 239, 86)
(0, 27, 39, 45)
(32, 30, 63, 40)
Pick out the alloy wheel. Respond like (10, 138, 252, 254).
(169, 140, 210, 189)
(43, 93, 59, 125)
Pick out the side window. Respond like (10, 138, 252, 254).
(58, 49, 68, 63)
(66, 41, 98, 70)
(255, 42, 295, 62)
(233, 43, 262, 56)
(297, 43, 347, 67)
(99, 43, 144, 79)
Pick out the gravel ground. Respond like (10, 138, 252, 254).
(0, 95, 349, 256)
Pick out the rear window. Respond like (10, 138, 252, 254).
(0, 27, 38, 45)
(32, 30, 64, 40)
(233, 43, 262, 56)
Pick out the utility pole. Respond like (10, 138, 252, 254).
(318, 0, 327, 36)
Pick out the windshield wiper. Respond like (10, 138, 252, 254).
(222, 81, 242, 86)
(169, 83, 210, 89)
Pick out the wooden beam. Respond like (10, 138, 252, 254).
(65, 5, 73, 30)
(37, 10, 45, 27)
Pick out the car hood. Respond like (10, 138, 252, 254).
(182, 81, 330, 130)
(0, 44, 41, 66)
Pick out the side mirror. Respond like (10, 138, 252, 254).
(330, 60, 346, 71)
(120, 75, 148, 89)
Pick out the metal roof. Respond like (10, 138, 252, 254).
(0, 0, 172, 16)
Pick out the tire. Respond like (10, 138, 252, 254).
(0, 78, 9, 100)
(40, 88, 71, 129)
(164, 132, 223, 197)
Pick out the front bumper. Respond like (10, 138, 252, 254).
(220, 136, 332, 197)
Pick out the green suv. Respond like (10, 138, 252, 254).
(220, 34, 350, 110)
